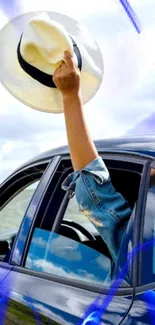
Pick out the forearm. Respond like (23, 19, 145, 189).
(63, 93, 98, 171)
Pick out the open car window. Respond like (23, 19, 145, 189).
(24, 155, 145, 288)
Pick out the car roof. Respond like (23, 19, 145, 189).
(19, 135, 155, 170)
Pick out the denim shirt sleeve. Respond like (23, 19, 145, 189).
(62, 156, 110, 192)
(62, 157, 132, 262)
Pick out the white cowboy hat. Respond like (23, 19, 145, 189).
(0, 11, 103, 113)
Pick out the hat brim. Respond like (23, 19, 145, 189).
(0, 11, 103, 113)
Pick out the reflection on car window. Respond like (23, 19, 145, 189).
(25, 228, 111, 285)
(0, 180, 39, 262)
(0, 181, 39, 234)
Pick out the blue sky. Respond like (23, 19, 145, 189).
(0, 0, 155, 182)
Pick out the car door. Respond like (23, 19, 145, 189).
(1, 152, 150, 325)
(0, 156, 60, 322)
(123, 160, 155, 325)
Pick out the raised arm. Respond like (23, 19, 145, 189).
(53, 51, 98, 171)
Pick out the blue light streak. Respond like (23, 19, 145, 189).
(119, 0, 141, 33)
(0, 294, 10, 325)
(81, 311, 102, 325)
(27, 292, 41, 325)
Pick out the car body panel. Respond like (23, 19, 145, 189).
(1, 270, 134, 325)
(123, 289, 155, 325)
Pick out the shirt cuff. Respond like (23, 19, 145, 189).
(62, 156, 110, 192)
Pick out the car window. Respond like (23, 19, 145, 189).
(0, 181, 39, 234)
(24, 157, 144, 287)
(0, 180, 40, 262)
(25, 228, 111, 285)
(0, 157, 50, 262)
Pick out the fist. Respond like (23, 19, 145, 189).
(53, 51, 81, 97)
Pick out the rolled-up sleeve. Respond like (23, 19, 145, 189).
(62, 156, 110, 192)
(62, 156, 132, 262)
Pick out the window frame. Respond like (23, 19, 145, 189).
(139, 159, 155, 286)
(0, 157, 62, 268)
(15, 151, 151, 293)
(0, 159, 49, 268)
(0, 160, 49, 210)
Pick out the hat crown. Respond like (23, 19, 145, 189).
(20, 13, 74, 73)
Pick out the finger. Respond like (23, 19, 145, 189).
(58, 62, 66, 75)
(64, 51, 74, 69)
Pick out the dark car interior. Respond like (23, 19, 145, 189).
(0, 233, 16, 262)
(108, 167, 141, 208)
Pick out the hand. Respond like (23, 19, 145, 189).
(53, 51, 81, 97)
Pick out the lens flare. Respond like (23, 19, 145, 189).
(81, 311, 103, 325)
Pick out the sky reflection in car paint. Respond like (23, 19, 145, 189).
(80, 237, 155, 325)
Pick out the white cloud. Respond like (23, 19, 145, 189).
(95, 255, 111, 269)
(27, 257, 104, 284)
(0, 141, 15, 157)
(48, 235, 82, 261)
(32, 236, 47, 248)
(32, 233, 83, 261)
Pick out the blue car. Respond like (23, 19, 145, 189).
(0, 136, 155, 325)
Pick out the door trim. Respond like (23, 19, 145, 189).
(7, 264, 134, 296)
